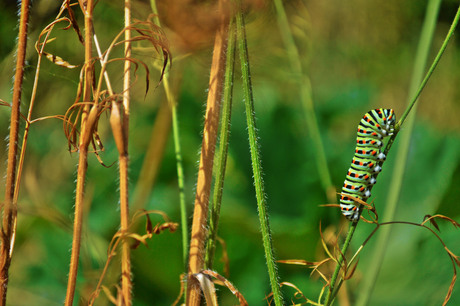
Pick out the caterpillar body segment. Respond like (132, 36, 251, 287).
(350, 158, 382, 173)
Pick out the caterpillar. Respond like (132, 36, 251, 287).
(340, 108, 396, 222)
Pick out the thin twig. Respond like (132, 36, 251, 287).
(0, 0, 31, 304)
(65, 0, 95, 304)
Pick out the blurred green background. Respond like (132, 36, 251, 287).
(1, 0, 460, 305)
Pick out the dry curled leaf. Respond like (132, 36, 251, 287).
(64, 0, 84, 43)
(279, 282, 322, 305)
(278, 259, 324, 267)
(194, 272, 218, 306)
(201, 269, 248, 306)
(422, 214, 460, 230)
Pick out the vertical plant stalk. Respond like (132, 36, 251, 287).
(186, 1, 228, 304)
(273, 0, 335, 202)
(150, 0, 189, 267)
(356, 1, 442, 305)
(323, 222, 358, 306)
(0, 0, 30, 304)
(235, 4, 283, 305)
(116, 0, 133, 304)
(65, 0, 94, 305)
(204, 17, 236, 270)
(169, 80, 190, 266)
(171, 87, 189, 267)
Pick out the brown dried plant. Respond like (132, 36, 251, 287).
(0, 3, 82, 302)
(0, 0, 31, 304)
(185, 0, 230, 304)
(88, 210, 178, 305)
(9, 1, 173, 305)
(0, 0, 168, 304)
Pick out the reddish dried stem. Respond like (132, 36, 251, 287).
(65, 0, 94, 304)
(0, 0, 30, 304)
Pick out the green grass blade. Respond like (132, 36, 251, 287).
(150, 0, 189, 266)
(273, 0, 335, 202)
(236, 3, 283, 305)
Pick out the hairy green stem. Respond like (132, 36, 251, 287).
(205, 18, 236, 269)
(236, 4, 283, 305)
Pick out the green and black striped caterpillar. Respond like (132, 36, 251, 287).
(340, 108, 396, 222)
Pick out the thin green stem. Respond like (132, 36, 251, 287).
(273, 0, 335, 202)
(204, 18, 236, 269)
(396, 3, 460, 130)
(356, 1, 442, 305)
(236, 4, 283, 305)
(171, 83, 189, 266)
(323, 222, 358, 306)
(150, 0, 188, 266)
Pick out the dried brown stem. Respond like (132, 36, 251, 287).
(0, 0, 30, 304)
(186, 1, 229, 304)
(115, 0, 133, 304)
(65, 0, 94, 304)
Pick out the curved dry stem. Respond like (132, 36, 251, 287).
(201, 270, 248, 305)
(360, 219, 459, 306)
(88, 210, 177, 305)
